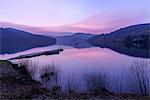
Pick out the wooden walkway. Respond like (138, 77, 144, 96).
(8, 48, 63, 60)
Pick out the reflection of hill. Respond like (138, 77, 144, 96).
(0, 28, 56, 54)
(92, 42, 149, 58)
(88, 23, 150, 58)
(56, 33, 94, 48)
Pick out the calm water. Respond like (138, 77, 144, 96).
(0, 45, 149, 93)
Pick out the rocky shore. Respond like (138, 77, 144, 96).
(0, 60, 48, 99)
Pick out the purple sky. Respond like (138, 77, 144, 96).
(0, 0, 149, 35)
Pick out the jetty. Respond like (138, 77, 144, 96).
(8, 48, 63, 60)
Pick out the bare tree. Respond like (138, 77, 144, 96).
(126, 60, 150, 96)
(83, 71, 108, 92)
(65, 76, 80, 93)
(113, 69, 124, 94)
(40, 63, 62, 84)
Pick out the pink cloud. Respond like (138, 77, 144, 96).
(0, 12, 148, 35)
(68, 13, 149, 34)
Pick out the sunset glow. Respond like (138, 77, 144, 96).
(0, 0, 149, 34)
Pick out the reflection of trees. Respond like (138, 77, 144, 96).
(106, 42, 148, 58)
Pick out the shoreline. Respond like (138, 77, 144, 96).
(0, 60, 149, 99)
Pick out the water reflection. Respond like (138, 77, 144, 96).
(91, 42, 149, 58)
(0, 44, 149, 94)
(0, 42, 149, 58)
(6, 46, 149, 94)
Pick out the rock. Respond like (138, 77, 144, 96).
(0, 60, 40, 99)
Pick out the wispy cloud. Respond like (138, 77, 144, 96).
(0, 9, 149, 35)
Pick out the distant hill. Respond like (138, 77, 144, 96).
(0, 28, 56, 54)
(88, 23, 150, 48)
(56, 33, 94, 48)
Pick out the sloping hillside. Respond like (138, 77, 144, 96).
(0, 28, 56, 54)
(88, 23, 150, 48)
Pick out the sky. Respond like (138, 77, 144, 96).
(0, 0, 149, 35)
